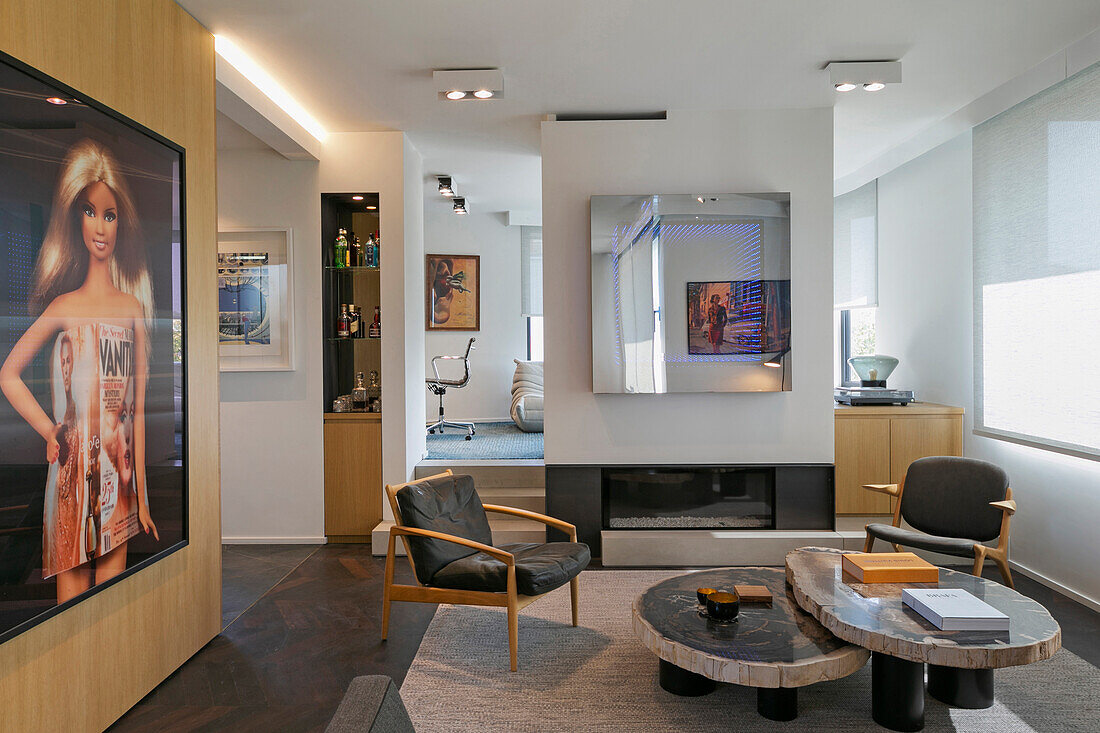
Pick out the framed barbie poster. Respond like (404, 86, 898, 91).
(0, 51, 188, 644)
(426, 253, 480, 331)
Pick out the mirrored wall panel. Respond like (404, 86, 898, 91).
(591, 193, 791, 394)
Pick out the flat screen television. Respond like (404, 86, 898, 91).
(0, 51, 187, 644)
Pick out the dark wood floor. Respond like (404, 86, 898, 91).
(109, 546, 1100, 732)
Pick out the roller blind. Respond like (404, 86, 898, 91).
(520, 225, 542, 317)
(973, 60, 1100, 459)
(833, 179, 878, 309)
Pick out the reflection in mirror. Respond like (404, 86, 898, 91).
(591, 193, 791, 394)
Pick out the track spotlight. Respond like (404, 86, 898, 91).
(453, 197, 468, 215)
(438, 176, 455, 197)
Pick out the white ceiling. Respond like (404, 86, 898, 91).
(182, 0, 1100, 214)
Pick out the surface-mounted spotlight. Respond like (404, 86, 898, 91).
(434, 69, 505, 100)
(763, 347, 790, 368)
(834, 83, 857, 92)
(453, 197, 468, 215)
(365, 205, 377, 210)
(446, 90, 467, 100)
(351, 195, 364, 201)
(438, 176, 454, 197)
(473, 89, 494, 99)
(863, 82, 886, 92)
(46, 96, 67, 105)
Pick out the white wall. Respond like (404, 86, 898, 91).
(875, 131, 1100, 607)
(423, 194, 527, 421)
(218, 132, 424, 540)
(218, 149, 324, 542)
(542, 109, 834, 465)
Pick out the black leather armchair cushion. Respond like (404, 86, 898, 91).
(865, 523, 977, 558)
(901, 456, 1008, 541)
(396, 474, 494, 585)
(431, 542, 591, 596)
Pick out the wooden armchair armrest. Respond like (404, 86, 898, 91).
(863, 483, 900, 496)
(989, 499, 1016, 515)
(390, 525, 515, 565)
(481, 504, 578, 539)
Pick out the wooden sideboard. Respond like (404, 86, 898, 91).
(834, 402, 964, 515)
(324, 412, 383, 541)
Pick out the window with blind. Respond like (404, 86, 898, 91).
(973, 60, 1100, 459)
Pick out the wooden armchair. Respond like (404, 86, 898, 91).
(862, 456, 1016, 587)
(381, 470, 590, 671)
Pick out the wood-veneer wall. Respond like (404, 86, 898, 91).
(0, 2, 220, 730)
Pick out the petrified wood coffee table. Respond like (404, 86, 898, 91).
(632, 567, 869, 721)
(786, 547, 1061, 732)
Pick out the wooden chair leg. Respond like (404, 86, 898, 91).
(507, 566, 519, 672)
(570, 576, 579, 628)
(971, 545, 987, 578)
(863, 533, 875, 553)
(992, 553, 1014, 589)
(381, 533, 396, 641)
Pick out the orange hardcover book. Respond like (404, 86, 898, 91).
(841, 552, 940, 584)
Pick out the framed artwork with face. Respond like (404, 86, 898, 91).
(0, 50, 188, 644)
(426, 254, 480, 331)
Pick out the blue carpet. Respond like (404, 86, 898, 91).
(426, 421, 543, 460)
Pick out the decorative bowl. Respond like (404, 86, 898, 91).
(847, 355, 899, 384)
(696, 587, 718, 605)
(706, 591, 740, 622)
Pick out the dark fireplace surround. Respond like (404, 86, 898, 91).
(546, 464, 834, 556)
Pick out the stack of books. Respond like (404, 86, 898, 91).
(902, 588, 1010, 631)
(841, 552, 940, 584)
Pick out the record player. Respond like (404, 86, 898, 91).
(834, 354, 915, 406)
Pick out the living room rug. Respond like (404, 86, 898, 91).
(425, 420, 543, 460)
(400, 570, 1100, 732)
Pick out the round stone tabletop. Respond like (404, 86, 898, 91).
(632, 567, 870, 688)
(785, 547, 1061, 669)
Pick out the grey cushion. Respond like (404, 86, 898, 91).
(866, 523, 977, 558)
(326, 676, 415, 733)
(395, 474, 493, 585)
(901, 456, 1009, 541)
(431, 541, 591, 596)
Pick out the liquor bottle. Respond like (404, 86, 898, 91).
(365, 233, 377, 268)
(368, 305, 381, 339)
(352, 371, 368, 412)
(373, 231, 381, 267)
(349, 304, 360, 337)
(337, 303, 351, 337)
(351, 235, 363, 267)
(334, 228, 348, 268)
(367, 370, 381, 412)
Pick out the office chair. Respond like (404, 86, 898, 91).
(426, 337, 476, 439)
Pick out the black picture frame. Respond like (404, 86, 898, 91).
(0, 49, 189, 645)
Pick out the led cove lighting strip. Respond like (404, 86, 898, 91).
(214, 35, 328, 142)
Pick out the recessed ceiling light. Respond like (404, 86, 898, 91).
(365, 205, 377, 210)
(473, 89, 494, 99)
(696, 196, 705, 203)
(834, 83, 857, 92)
(446, 90, 467, 100)
(46, 96, 67, 105)
(863, 82, 886, 92)
(351, 195, 364, 201)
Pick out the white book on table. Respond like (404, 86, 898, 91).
(902, 588, 1010, 631)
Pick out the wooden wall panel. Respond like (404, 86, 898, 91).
(0, 2, 220, 731)
(324, 417, 383, 539)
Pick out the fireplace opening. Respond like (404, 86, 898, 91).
(603, 466, 775, 530)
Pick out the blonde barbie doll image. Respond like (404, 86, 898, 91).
(0, 139, 158, 604)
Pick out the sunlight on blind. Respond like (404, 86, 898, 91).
(974, 61, 1100, 457)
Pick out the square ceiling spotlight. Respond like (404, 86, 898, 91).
(827, 61, 902, 92)
(434, 69, 504, 100)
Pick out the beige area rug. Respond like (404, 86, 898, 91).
(400, 570, 1100, 732)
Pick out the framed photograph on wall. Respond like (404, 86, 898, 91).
(0, 50, 188, 644)
(217, 228, 294, 371)
(426, 253, 480, 331)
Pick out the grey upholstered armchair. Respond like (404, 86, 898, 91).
(381, 470, 591, 671)
(863, 456, 1017, 587)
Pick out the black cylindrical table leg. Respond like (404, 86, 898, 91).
(872, 652, 925, 731)
(927, 665, 994, 709)
(757, 686, 798, 721)
(658, 659, 716, 697)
